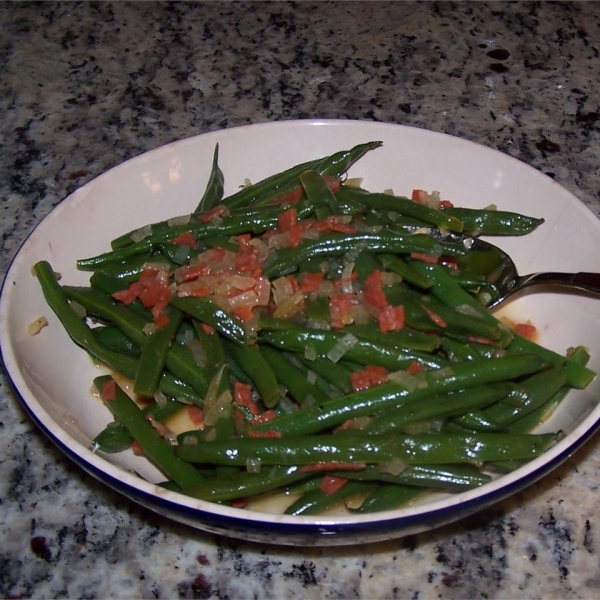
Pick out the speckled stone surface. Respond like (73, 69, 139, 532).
(1, 1, 600, 598)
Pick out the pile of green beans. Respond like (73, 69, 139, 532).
(33, 141, 595, 516)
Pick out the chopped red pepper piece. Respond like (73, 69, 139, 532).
(378, 304, 405, 333)
(101, 378, 116, 401)
(300, 272, 324, 294)
(319, 475, 349, 495)
(234, 382, 259, 415)
(172, 232, 198, 249)
(363, 270, 388, 311)
(421, 304, 447, 328)
(350, 365, 388, 391)
(330, 292, 359, 328)
(514, 322, 537, 340)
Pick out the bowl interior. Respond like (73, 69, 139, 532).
(2, 119, 600, 541)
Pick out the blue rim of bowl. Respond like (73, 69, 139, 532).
(2, 119, 600, 544)
(8, 369, 600, 543)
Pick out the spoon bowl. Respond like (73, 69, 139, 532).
(454, 236, 600, 309)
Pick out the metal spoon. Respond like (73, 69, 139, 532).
(454, 236, 600, 309)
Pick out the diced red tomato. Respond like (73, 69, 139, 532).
(350, 365, 388, 392)
(411, 189, 426, 203)
(132, 441, 144, 456)
(466, 334, 496, 346)
(410, 252, 440, 265)
(234, 382, 259, 415)
(246, 430, 282, 438)
(439, 200, 454, 209)
(406, 361, 424, 376)
(172, 232, 198, 249)
(232, 305, 256, 322)
(300, 272, 324, 294)
(188, 406, 205, 427)
(250, 410, 277, 425)
(152, 310, 170, 329)
(319, 475, 348, 495)
(514, 322, 537, 340)
(112, 288, 137, 305)
(269, 185, 304, 205)
(101, 378, 116, 401)
(199, 323, 216, 335)
(175, 263, 211, 283)
(421, 304, 447, 328)
(287, 224, 303, 248)
(322, 175, 342, 195)
(299, 462, 366, 472)
(440, 256, 459, 270)
(230, 498, 249, 508)
(198, 205, 227, 223)
(363, 270, 388, 311)
(278, 208, 298, 232)
(330, 292, 360, 328)
(235, 234, 261, 273)
(312, 216, 357, 234)
(378, 304, 405, 333)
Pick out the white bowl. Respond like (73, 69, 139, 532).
(2, 119, 599, 545)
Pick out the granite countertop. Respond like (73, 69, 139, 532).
(2, 1, 600, 598)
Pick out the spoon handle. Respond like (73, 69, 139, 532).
(519, 272, 600, 295)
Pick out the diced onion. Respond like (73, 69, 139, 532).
(181, 435, 199, 446)
(327, 333, 358, 363)
(379, 458, 407, 476)
(69, 301, 87, 318)
(455, 304, 484, 318)
(142, 322, 157, 336)
(167, 214, 192, 227)
(304, 345, 318, 361)
(130, 224, 153, 243)
(306, 370, 318, 385)
(246, 458, 262, 474)
(153, 389, 168, 408)
(28, 316, 48, 336)
(278, 396, 298, 415)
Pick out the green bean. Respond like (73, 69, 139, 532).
(95, 253, 173, 282)
(299, 170, 340, 214)
(182, 465, 312, 502)
(223, 340, 280, 408)
(263, 232, 465, 279)
(93, 397, 184, 453)
(336, 186, 464, 233)
(336, 463, 492, 490)
(285, 480, 377, 515)
(89, 271, 152, 319)
(408, 262, 596, 388)
(356, 485, 425, 513)
(247, 353, 550, 437)
(224, 141, 382, 210)
(344, 322, 442, 353)
(94, 376, 204, 488)
(192, 319, 226, 379)
(364, 383, 518, 435)
(440, 206, 544, 235)
(169, 296, 246, 344)
(259, 328, 450, 371)
(377, 253, 434, 289)
(295, 354, 354, 394)
(33, 261, 201, 403)
(176, 430, 558, 466)
(284, 353, 344, 398)
(93, 325, 141, 357)
(63, 286, 210, 396)
(134, 306, 184, 397)
(194, 143, 224, 213)
(257, 345, 330, 406)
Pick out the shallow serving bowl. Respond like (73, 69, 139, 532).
(2, 119, 600, 545)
